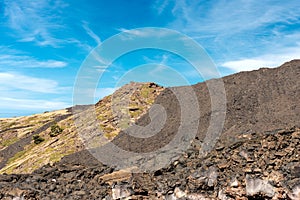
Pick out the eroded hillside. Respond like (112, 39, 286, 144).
(0, 82, 163, 174)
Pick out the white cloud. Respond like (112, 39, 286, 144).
(117, 28, 172, 40)
(0, 71, 70, 116)
(159, 0, 300, 72)
(91, 51, 110, 65)
(82, 21, 102, 45)
(0, 97, 70, 111)
(65, 38, 94, 53)
(221, 46, 300, 72)
(3, 0, 68, 47)
(143, 54, 169, 65)
(169, 0, 300, 36)
(3, 1, 100, 52)
(153, 0, 171, 15)
(0, 72, 65, 93)
(222, 59, 278, 72)
(0, 55, 67, 68)
(93, 65, 109, 73)
(0, 46, 67, 68)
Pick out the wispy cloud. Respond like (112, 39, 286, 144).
(3, 0, 68, 47)
(117, 28, 172, 40)
(142, 54, 170, 75)
(153, 0, 171, 15)
(0, 71, 71, 115)
(82, 21, 102, 45)
(117, 28, 151, 39)
(143, 54, 169, 65)
(168, 0, 300, 36)
(142, 53, 217, 80)
(0, 46, 67, 68)
(65, 38, 94, 53)
(0, 97, 70, 111)
(0, 55, 67, 68)
(93, 65, 109, 73)
(156, 0, 300, 72)
(0, 47, 67, 68)
(0, 72, 66, 93)
(221, 45, 300, 72)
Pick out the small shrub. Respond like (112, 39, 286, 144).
(50, 123, 63, 137)
(33, 135, 45, 144)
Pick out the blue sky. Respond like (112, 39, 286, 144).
(0, 0, 300, 117)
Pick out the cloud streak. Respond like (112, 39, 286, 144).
(221, 45, 300, 72)
(0, 54, 67, 68)
(0, 97, 70, 111)
(157, 0, 300, 72)
(3, 0, 68, 47)
(153, 0, 171, 15)
(169, 0, 300, 36)
(0, 72, 66, 93)
(82, 21, 102, 45)
(0, 46, 67, 68)
(0, 71, 71, 116)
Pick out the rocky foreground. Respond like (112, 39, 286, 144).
(0, 127, 299, 199)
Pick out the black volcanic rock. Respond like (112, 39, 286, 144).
(0, 60, 299, 199)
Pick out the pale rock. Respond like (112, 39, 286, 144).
(187, 193, 212, 200)
(112, 185, 132, 200)
(245, 175, 275, 197)
(174, 187, 186, 198)
(218, 189, 231, 200)
(207, 166, 218, 187)
(7, 188, 24, 198)
(288, 185, 300, 200)
(239, 150, 249, 160)
(13, 197, 24, 200)
(164, 193, 177, 200)
(230, 177, 239, 188)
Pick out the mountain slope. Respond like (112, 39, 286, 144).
(0, 82, 163, 174)
(0, 60, 299, 199)
(109, 59, 299, 157)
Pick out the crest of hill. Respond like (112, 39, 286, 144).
(104, 59, 300, 155)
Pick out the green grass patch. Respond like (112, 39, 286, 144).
(1, 137, 19, 147)
(7, 150, 26, 165)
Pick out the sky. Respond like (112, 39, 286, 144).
(0, 0, 300, 117)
